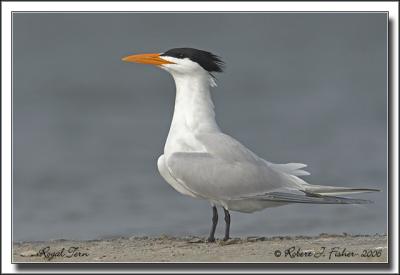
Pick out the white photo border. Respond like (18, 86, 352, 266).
(2, 1, 398, 273)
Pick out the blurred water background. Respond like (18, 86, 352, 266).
(13, 13, 387, 241)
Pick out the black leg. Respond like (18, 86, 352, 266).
(223, 208, 231, 241)
(207, 206, 218, 242)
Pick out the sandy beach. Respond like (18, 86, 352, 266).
(13, 233, 387, 263)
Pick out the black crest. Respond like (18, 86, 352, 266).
(161, 48, 225, 73)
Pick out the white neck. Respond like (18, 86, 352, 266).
(164, 71, 221, 155)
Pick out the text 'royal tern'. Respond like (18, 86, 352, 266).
(122, 47, 380, 242)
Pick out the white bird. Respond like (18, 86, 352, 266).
(122, 48, 379, 242)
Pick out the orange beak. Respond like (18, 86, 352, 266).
(121, 53, 175, 66)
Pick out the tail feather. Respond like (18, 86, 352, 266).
(242, 191, 373, 205)
(302, 185, 380, 196)
(267, 162, 311, 176)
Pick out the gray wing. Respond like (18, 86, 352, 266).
(165, 151, 297, 201)
(166, 152, 374, 205)
(166, 133, 377, 204)
(196, 133, 310, 176)
(195, 132, 261, 162)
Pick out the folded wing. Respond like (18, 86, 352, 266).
(165, 152, 296, 201)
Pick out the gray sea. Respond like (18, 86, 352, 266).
(12, 13, 387, 241)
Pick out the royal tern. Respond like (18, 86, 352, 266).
(122, 47, 379, 242)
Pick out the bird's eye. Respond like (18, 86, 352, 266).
(178, 53, 185, 58)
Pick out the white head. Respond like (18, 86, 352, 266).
(122, 47, 224, 86)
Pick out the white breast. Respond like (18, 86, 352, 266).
(163, 70, 220, 158)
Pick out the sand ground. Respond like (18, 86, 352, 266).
(13, 234, 387, 263)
